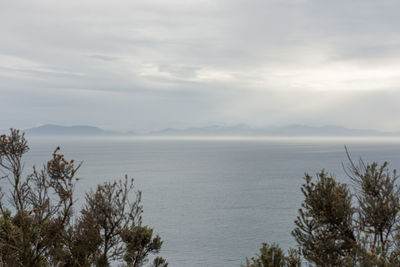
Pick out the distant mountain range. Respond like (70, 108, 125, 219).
(20, 124, 400, 137)
(26, 124, 115, 136)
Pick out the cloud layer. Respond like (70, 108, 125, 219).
(1, 0, 400, 131)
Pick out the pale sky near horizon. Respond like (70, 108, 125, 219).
(1, 0, 400, 132)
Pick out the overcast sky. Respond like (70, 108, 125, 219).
(1, 0, 400, 132)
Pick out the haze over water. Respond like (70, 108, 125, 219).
(18, 136, 400, 266)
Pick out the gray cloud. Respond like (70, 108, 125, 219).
(89, 55, 119, 61)
(1, 0, 400, 131)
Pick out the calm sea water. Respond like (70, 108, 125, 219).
(15, 136, 400, 266)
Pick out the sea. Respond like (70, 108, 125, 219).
(13, 136, 400, 266)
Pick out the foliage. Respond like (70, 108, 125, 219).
(243, 243, 301, 267)
(0, 129, 167, 266)
(246, 150, 400, 266)
(292, 171, 356, 265)
(121, 226, 166, 267)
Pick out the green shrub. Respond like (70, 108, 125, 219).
(0, 129, 167, 266)
(246, 150, 400, 266)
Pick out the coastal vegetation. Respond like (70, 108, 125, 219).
(0, 129, 167, 266)
(244, 150, 400, 266)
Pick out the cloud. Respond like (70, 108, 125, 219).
(1, 0, 400, 131)
(89, 55, 119, 61)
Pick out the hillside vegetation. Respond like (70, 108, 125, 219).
(0, 129, 167, 266)
(244, 150, 400, 266)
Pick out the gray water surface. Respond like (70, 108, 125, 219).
(17, 137, 400, 266)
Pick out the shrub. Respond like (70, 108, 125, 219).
(0, 129, 167, 267)
(245, 150, 400, 266)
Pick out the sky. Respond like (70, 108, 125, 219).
(1, 0, 400, 132)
